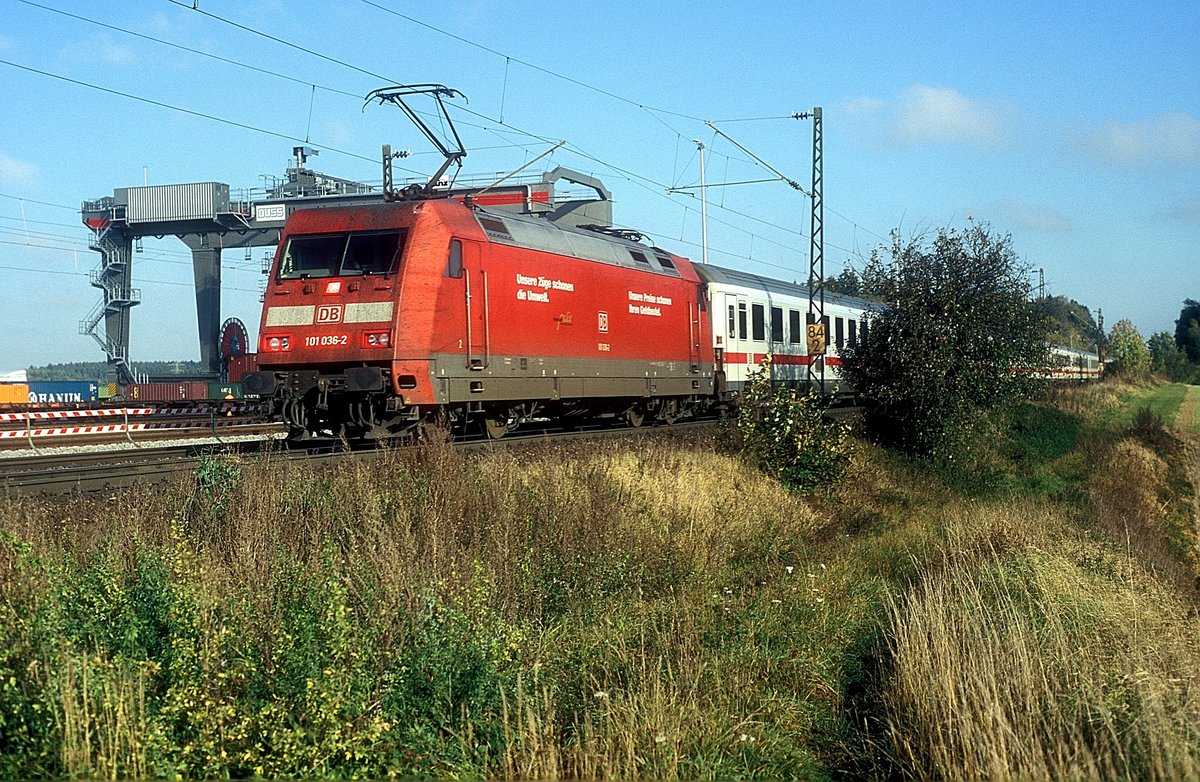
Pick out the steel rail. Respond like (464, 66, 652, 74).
(0, 420, 718, 498)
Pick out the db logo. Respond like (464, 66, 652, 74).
(316, 305, 343, 323)
(597, 311, 609, 333)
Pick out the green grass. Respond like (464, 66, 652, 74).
(1, 384, 1199, 780)
(1095, 382, 1189, 430)
(1182, 385, 1200, 434)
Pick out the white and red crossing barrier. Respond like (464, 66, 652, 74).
(0, 407, 155, 422)
(0, 423, 150, 439)
(0, 401, 268, 444)
(0, 404, 260, 423)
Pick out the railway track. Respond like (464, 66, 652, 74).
(0, 401, 269, 451)
(0, 418, 718, 497)
(0, 396, 858, 497)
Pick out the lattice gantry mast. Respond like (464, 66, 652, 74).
(798, 108, 824, 390)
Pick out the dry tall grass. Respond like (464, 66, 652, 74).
(4, 401, 1200, 779)
(0, 432, 847, 778)
(880, 500, 1200, 781)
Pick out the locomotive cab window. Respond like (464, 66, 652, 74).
(342, 231, 404, 275)
(278, 229, 405, 279)
(279, 234, 344, 278)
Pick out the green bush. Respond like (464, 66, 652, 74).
(731, 356, 852, 492)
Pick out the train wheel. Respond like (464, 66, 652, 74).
(626, 406, 645, 428)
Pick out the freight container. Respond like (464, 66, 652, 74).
(226, 352, 259, 384)
(0, 384, 30, 405)
(117, 182, 230, 223)
(27, 381, 100, 405)
(125, 381, 210, 402)
(208, 382, 242, 399)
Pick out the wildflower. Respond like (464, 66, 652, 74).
(785, 566, 794, 575)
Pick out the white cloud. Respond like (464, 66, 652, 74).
(992, 198, 1072, 234)
(59, 34, 136, 67)
(840, 95, 885, 115)
(97, 36, 136, 65)
(895, 85, 1006, 146)
(842, 86, 1008, 148)
(148, 13, 173, 34)
(1160, 197, 1200, 222)
(1082, 113, 1200, 165)
(0, 152, 38, 188)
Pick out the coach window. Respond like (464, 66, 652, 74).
(835, 317, 845, 350)
(861, 320, 869, 343)
(771, 306, 784, 342)
(789, 310, 802, 344)
(752, 304, 766, 341)
(728, 305, 736, 339)
(848, 318, 857, 345)
(445, 239, 464, 278)
(738, 302, 748, 340)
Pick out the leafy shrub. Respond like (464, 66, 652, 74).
(730, 356, 852, 492)
(840, 224, 1046, 458)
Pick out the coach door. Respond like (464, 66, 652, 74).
(724, 293, 750, 383)
(459, 239, 489, 370)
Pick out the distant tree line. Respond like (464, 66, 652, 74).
(1146, 299, 1200, 383)
(27, 361, 205, 385)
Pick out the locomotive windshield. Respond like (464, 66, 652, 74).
(278, 229, 407, 279)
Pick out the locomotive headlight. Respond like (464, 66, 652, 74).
(264, 334, 292, 352)
(362, 331, 391, 348)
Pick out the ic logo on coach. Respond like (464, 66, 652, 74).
(316, 305, 343, 324)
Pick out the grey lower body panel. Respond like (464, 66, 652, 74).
(429, 353, 714, 405)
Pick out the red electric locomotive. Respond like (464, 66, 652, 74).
(242, 194, 717, 438)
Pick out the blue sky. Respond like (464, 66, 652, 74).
(1, 0, 1196, 372)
